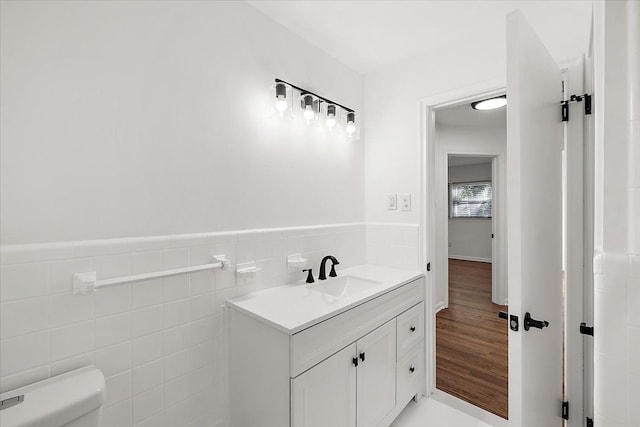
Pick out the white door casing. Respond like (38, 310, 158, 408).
(506, 10, 563, 426)
(419, 79, 506, 399)
(436, 150, 507, 310)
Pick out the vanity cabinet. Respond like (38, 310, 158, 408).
(291, 320, 397, 427)
(228, 274, 425, 427)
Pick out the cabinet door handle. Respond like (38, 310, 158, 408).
(359, 352, 365, 362)
(352, 357, 358, 367)
(410, 326, 416, 332)
(409, 366, 415, 373)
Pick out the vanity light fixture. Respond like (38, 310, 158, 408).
(273, 78, 357, 137)
(274, 82, 288, 114)
(326, 105, 337, 129)
(346, 112, 356, 136)
(471, 95, 507, 111)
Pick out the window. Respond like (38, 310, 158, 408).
(449, 181, 492, 218)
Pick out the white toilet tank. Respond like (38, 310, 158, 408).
(0, 366, 106, 427)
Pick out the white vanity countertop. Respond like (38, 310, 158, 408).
(226, 264, 423, 335)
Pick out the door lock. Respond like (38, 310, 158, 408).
(498, 311, 519, 331)
(524, 312, 549, 331)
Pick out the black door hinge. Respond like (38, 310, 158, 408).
(586, 417, 593, 427)
(561, 93, 592, 122)
(562, 102, 569, 122)
(562, 401, 569, 420)
(580, 322, 594, 336)
(426, 262, 431, 272)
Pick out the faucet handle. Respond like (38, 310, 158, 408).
(302, 269, 314, 284)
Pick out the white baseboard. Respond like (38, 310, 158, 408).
(491, 297, 508, 307)
(434, 302, 446, 313)
(448, 255, 492, 263)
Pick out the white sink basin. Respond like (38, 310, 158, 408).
(309, 275, 382, 298)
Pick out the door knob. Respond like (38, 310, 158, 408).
(524, 312, 549, 331)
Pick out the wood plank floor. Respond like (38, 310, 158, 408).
(436, 259, 508, 419)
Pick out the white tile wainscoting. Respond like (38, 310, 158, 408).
(593, 252, 640, 426)
(366, 223, 420, 272)
(0, 223, 367, 427)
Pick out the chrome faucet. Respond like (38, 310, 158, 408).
(318, 255, 339, 280)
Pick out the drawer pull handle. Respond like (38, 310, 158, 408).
(409, 366, 415, 373)
(359, 352, 366, 362)
(353, 357, 358, 367)
(410, 326, 416, 332)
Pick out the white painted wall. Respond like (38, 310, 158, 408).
(592, 1, 640, 426)
(448, 162, 492, 184)
(0, 2, 366, 427)
(448, 162, 493, 262)
(364, 44, 505, 227)
(0, 1, 365, 245)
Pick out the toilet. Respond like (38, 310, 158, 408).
(0, 366, 106, 427)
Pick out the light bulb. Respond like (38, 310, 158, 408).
(326, 105, 337, 129)
(303, 106, 315, 121)
(275, 97, 287, 113)
(301, 94, 315, 122)
(274, 82, 288, 116)
(346, 112, 356, 136)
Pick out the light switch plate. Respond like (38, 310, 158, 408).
(400, 193, 412, 211)
(387, 194, 397, 210)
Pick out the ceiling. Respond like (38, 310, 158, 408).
(439, 99, 505, 168)
(248, 0, 592, 75)
(435, 100, 506, 129)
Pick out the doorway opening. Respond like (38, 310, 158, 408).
(432, 101, 509, 420)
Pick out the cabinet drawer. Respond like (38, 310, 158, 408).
(396, 302, 424, 359)
(290, 277, 424, 378)
(396, 342, 424, 406)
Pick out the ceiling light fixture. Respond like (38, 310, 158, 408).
(471, 95, 507, 111)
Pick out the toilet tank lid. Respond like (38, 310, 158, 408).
(0, 366, 106, 427)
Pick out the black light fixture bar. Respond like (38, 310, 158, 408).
(275, 78, 355, 113)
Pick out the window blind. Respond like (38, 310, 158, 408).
(450, 181, 492, 218)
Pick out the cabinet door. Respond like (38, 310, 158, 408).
(291, 343, 357, 427)
(356, 319, 396, 427)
